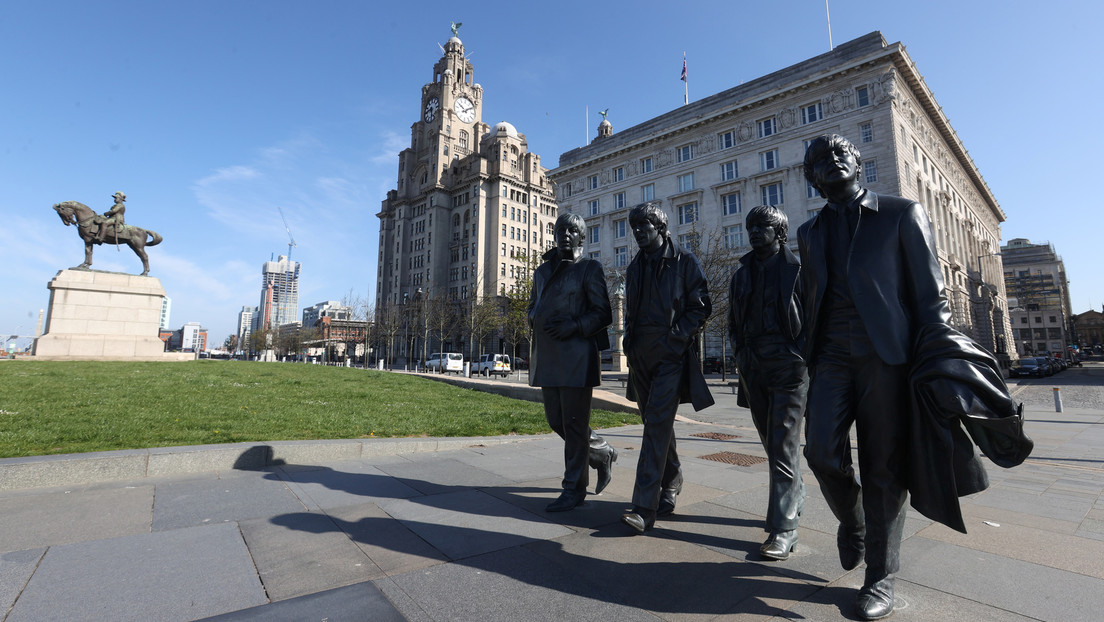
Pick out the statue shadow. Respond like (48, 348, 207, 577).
(262, 461, 834, 617)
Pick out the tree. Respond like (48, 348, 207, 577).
(375, 301, 404, 369)
(424, 292, 459, 369)
(342, 289, 374, 366)
(503, 250, 540, 364)
(223, 334, 238, 354)
(692, 223, 745, 379)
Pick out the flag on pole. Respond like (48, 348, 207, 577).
(680, 55, 687, 82)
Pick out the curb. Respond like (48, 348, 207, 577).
(0, 436, 535, 492)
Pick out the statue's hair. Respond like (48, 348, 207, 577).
(628, 201, 669, 236)
(803, 133, 863, 198)
(746, 204, 789, 244)
(555, 212, 586, 239)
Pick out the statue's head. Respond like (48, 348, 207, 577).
(747, 204, 789, 246)
(554, 212, 585, 259)
(113, 191, 126, 202)
(803, 134, 862, 198)
(629, 201, 668, 252)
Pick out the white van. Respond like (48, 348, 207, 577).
(475, 353, 511, 376)
(426, 352, 464, 373)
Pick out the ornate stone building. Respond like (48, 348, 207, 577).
(549, 32, 1012, 363)
(376, 30, 558, 360)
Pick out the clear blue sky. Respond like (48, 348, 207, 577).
(3, 0, 1101, 348)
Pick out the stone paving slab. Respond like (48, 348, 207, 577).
(900, 536, 1104, 622)
(5, 522, 267, 622)
(151, 469, 306, 530)
(324, 502, 450, 575)
(372, 456, 517, 496)
(0, 548, 45, 617)
(238, 512, 378, 600)
(273, 461, 423, 511)
(377, 489, 573, 560)
(198, 581, 405, 621)
(0, 484, 153, 552)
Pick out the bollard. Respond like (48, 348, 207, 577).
(1053, 387, 1063, 412)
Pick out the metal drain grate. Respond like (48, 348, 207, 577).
(691, 432, 742, 441)
(700, 451, 767, 466)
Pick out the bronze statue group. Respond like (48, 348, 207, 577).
(528, 134, 1032, 621)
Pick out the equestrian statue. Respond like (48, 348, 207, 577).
(52, 192, 163, 276)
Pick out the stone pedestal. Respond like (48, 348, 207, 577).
(34, 270, 190, 361)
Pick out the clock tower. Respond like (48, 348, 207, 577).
(377, 27, 559, 364)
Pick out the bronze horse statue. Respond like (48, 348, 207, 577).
(53, 201, 163, 276)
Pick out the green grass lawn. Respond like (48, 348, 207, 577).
(0, 361, 638, 459)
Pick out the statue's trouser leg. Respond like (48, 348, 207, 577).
(542, 387, 592, 494)
(805, 321, 908, 581)
(628, 353, 682, 514)
(743, 343, 809, 532)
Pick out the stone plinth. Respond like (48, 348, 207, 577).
(33, 270, 191, 361)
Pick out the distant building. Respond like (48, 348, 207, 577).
(1072, 310, 1104, 350)
(303, 300, 352, 327)
(376, 30, 558, 362)
(162, 323, 208, 353)
(1001, 238, 1073, 357)
(549, 31, 1013, 363)
(159, 297, 171, 330)
(237, 305, 258, 351)
(259, 255, 301, 329)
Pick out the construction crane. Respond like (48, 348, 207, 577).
(276, 206, 297, 259)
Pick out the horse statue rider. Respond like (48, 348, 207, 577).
(95, 192, 128, 243)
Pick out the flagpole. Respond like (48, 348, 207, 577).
(825, 0, 834, 50)
(682, 52, 688, 105)
(585, 105, 589, 145)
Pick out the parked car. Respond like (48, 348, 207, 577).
(1052, 357, 1067, 371)
(1010, 357, 1048, 378)
(703, 355, 736, 374)
(426, 352, 464, 373)
(475, 353, 512, 376)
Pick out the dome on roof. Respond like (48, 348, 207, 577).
(448, 36, 461, 45)
(599, 119, 612, 127)
(492, 122, 518, 138)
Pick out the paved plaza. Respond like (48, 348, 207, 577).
(2, 364, 1103, 621)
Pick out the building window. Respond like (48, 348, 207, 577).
(724, 224, 744, 249)
(1049, 316, 1058, 323)
(677, 172, 695, 192)
(761, 182, 784, 206)
(855, 85, 870, 107)
(459, 130, 469, 149)
(589, 175, 599, 190)
(801, 102, 823, 124)
(678, 232, 701, 253)
(614, 219, 627, 238)
(501, 224, 507, 236)
(757, 117, 776, 138)
(589, 199, 600, 216)
(722, 192, 742, 216)
(760, 149, 778, 171)
(642, 183, 655, 202)
(613, 167, 624, 182)
(589, 251, 601, 260)
(720, 160, 738, 181)
(807, 179, 819, 199)
(562, 185, 572, 199)
(501, 243, 506, 256)
(860, 122, 874, 143)
(676, 144, 694, 163)
(719, 130, 736, 149)
(589, 225, 601, 244)
(615, 246, 628, 267)
(678, 202, 699, 225)
(864, 159, 878, 183)
(641, 157, 653, 173)
(614, 192, 626, 210)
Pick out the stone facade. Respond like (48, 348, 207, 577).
(1001, 238, 1074, 357)
(376, 33, 558, 359)
(548, 31, 1012, 361)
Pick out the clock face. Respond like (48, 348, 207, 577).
(424, 97, 440, 122)
(454, 96, 476, 123)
